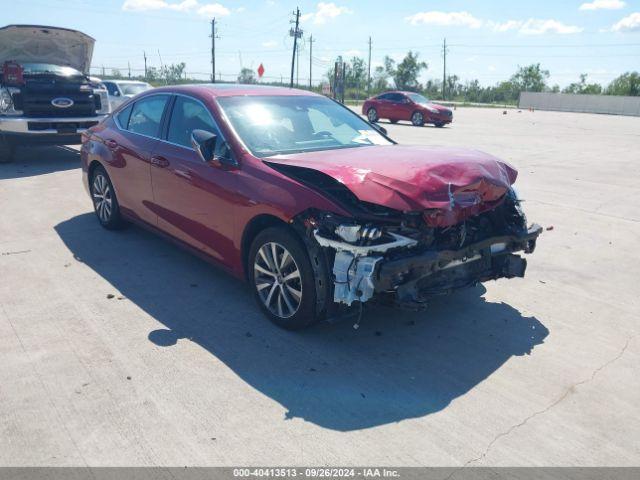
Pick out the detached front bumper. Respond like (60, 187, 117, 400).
(315, 224, 542, 309)
(377, 224, 542, 306)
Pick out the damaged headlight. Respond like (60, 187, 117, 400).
(335, 224, 383, 244)
(0, 87, 22, 115)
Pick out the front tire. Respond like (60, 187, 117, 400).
(367, 107, 378, 123)
(435, 122, 445, 128)
(90, 165, 125, 230)
(411, 111, 424, 127)
(249, 226, 319, 330)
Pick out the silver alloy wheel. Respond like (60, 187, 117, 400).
(92, 174, 113, 223)
(367, 108, 377, 122)
(412, 112, 423, 125)
(254, 242, 302, 319)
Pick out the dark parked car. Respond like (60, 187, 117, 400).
(81, 84, 540, 329)
(362, 91, 452, 127)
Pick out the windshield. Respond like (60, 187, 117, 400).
(407, 92, 430, 104)
(120, 83, 151, 96)
(21, 63, 84, 78)
(217, 95, 392, 157)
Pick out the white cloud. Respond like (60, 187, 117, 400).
(610, 12, 640, 31)
(519, 19, 583, 34)
(301, 2, 352, 25)
(579, 0, 626, 11)
(490, 18, 583, 34)
(490, 19, 522, 32)
(236, 6, 245, 13)
(262, 40, 278, 48)
(197, 3, 230, 16)
(343, 49, 361, 57)
(122, 0, 230, 17)
(405, 11, 483, 28)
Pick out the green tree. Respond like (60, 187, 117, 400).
(606, 72, 640, 96)
(158, 62, 186, 84)
(388, 51, 427, 91)
(238, 67, 256, 84)
(563, 74, 602, 95)
(371, 65, 389, 91)
(510, 63, 549, 92)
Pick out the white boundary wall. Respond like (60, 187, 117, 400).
(519, 92, 640, 116)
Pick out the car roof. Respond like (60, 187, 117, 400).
(151, 83, 323, 98)
(379, 91, 421, 96)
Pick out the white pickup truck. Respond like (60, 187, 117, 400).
(0, 25, 110, 163)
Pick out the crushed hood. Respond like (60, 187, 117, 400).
(267, 145, 518, 227)
(0, 25, 95, 73)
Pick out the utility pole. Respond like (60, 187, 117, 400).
(289, 7, 302, 88)
(308, 38, 312, 89)
(210, 18, 220, 83)
(367, 36, 372, 96)
(442, 38, 447, 100)
(143, 51, 147, 80)
(128, 61, 131, 78)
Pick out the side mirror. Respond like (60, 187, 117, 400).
(191, 129, 217, 163)
(113, 91, 120, 97)
(190, 129, 237, 168)
(371, 123, 387, 136)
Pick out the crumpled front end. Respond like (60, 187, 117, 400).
(296, 188, 541, 312)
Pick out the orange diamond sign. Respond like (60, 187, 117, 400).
(257, 63, 265, 78)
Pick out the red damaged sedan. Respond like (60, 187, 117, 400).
(362, 91, 453, 127)
(81, 84, 540, 329)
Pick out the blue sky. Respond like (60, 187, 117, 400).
(4, 0, 640, 87)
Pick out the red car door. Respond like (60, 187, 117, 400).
(149, 94, 238, 266)
(387, 93, 412, 121)
(103, 94, 171, 226)
(376, 93, 392, 119)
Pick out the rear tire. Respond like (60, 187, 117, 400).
(90, 165, 125, 230)
(367, 107, 378, 123)
(411, 111, 424, 127)
(0, 138, 14, 163)
(248, 226, 320, 330)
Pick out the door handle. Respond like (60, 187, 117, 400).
(105, 139, 118, 149)
(150, 155, 170, 168)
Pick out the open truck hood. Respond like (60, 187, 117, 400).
(267, 145, 518, 227)
(0, 25, 94, 74)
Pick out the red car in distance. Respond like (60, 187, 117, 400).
(81, 84, 539, 330)
(362, 91, 453, 127)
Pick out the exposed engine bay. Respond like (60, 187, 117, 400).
(294, 187, 541, 313)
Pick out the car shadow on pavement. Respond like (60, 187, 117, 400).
(55, 213, 548, 432)
(0, 145, 80, 180)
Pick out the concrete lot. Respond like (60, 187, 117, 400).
(1, 108, 639, 466)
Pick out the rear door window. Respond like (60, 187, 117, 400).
(128, 95, 169, 138)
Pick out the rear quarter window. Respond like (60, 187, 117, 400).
(116, 104, 133, 129)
